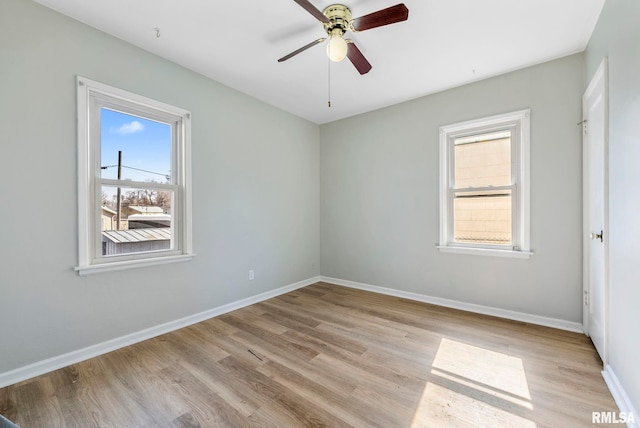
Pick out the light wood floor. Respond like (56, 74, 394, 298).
(0, 282, 618, 427)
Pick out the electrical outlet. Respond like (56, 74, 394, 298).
(248, 269, 255, 281)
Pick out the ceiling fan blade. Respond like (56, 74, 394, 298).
(278, 38, 326, 62)
(293, 0, 330, 23)
(346, 41, 372, 75)
(352, 3, 409, 32)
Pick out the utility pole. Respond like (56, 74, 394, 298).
(116, 150, 122, 230)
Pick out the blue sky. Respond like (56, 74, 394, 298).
(101, 108, 171, 183)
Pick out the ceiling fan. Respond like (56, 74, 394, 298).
(278, 0, 409, 75)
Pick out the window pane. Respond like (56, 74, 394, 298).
(453, 191, 512, 246)
(454, 132, 511, 189)
(100, 108, 172, 184)
(101, 185, 173, 256)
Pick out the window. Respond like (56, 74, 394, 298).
(76, 77, 193, 275)
(438, 110, 531, 258)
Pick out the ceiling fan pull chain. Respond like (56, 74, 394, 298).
(328, 56, 332, 108)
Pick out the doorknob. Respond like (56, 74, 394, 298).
(590, 230, 603, 242)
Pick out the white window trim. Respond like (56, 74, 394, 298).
(75, 76, 194, 275)
(437, 109, 532, 259)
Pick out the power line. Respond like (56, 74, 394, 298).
(101, 164, 170, 180)
(121, 165, 170, 180)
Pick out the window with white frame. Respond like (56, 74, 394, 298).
(76, 77, 193, 275)
(438, 109, 531, 258)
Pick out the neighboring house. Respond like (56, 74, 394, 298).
(101, 206, 129, 231)
(128, 213, 171, 229)
(121, 205, 166, 217)
(123, 206, 170, 229)
(101, 206, 117, 231)
(102, 227, 171, 256)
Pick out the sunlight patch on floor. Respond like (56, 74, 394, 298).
(410, 338, 536, 427)
(433, 338, 531, 401)
(410, 382, 536, 428)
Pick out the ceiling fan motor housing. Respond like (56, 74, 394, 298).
(323, 4, 353, 36)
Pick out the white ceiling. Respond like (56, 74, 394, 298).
(34, 0, 604, 124)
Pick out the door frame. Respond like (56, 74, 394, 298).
(582, 57, 609, 364)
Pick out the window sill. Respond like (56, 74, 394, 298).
(75, 254, 195, 276)
(437, 245, 532, 259)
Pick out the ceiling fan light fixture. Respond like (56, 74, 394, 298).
(326, 30, 348, 62)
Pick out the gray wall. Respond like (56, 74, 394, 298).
(585, 0, 640, 413)
(320, 54, 585, 322)
(0, 0, 320, 373)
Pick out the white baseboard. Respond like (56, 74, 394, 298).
(320, 276, 584, 333)
(0, 274, 587, 389)
(602, 365, 639, 428)
(0, 276, 321, 389)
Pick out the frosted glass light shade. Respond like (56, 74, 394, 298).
(327, 35, 348, 62)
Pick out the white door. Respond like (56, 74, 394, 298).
(582, 58, 608, 363)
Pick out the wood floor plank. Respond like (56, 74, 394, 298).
(256, 359, 392, 428)
(154, 365, 247, 427)
(0, 282, 619, 427)
(229, 329, 359, 397)
(218, 355, 350, 427)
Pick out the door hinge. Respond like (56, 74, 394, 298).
(584, 290, 589, 306)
